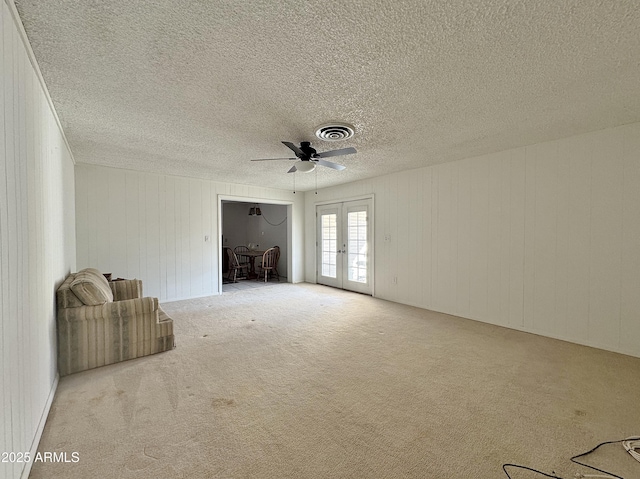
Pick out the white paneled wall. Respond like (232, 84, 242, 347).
(75, 165, 304, 301)
(1, 2, 76, 478)
(305, 122, 640, 358)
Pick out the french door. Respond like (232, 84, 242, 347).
(316, 199, 372, 295)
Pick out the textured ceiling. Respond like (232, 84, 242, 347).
(14, 0, 640, 191)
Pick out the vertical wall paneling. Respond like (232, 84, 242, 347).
(564, 135, 591, 343)
(1, 11, 8, 463)
(75, 165, 303, 302)
(468, 155, 489, 321)
(389, 173, 399, 293)
(108, 168, 127, 278)
(435, 162, 452, 312)
(381, 175, 391, 300)
(159, 175, 168, 300)
(164, 176, 177, 300)
(522, 146, 536, 330)
(125, 172, 140, 280)
(620, 123, 640, 352)
(138, 174, 149, 293)
(372, 177, 384, 299)
(396, 173, 410, 303)
(554, 140, 571, 340)
(75, 166, 88, 272)
(588, 129, 623, 349)
(421, 167, 433, 308)
(455, 159, 471, 317)
(498, 151, 512, 326)
(429, 167, 439, 310)
(410, 171, 424, 306)
(95, 167, 110, 267)
(146, 174, 161, 297)
(305, 122, 640, 358)
(17, 37, 27, 451)
(1, 7, 14, 474)
(532, 141, 558, 336)
(189, 181, 203, 296)
(202, 182, 215, 295)
(449, 163, 459, 315)
(487, 153, 503, 325)
(177, 176, 190, 298)
(1, 2, 76, 477)
(508, 149, 526, 328)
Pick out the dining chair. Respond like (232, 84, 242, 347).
(256, 247, 278, 282)
(272, 245, 281, 280)
(225, 247, 248, 282)
(234, 245, 250, 267)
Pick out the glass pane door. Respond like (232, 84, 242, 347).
(347, 210, 367, 283)
(316, 199, 372, 295)
(321, 213, 338, 278)
(316, 206, 342, 289)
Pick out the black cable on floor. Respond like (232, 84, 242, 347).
(569, 438, 626, 479)
(502, 463, 564, 478)
(503, 437, 636, 479)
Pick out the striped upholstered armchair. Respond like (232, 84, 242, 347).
(56, 268, 175, 376)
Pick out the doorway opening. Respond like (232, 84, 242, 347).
(219, 198, 291, 293)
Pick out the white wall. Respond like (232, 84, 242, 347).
(1, 1, 77, 478)
(75, 165, 304, 301)
(305, 122, 640, 358)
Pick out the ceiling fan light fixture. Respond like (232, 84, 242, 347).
(296, 161, 316, 173)
(315, 122, 355, 141)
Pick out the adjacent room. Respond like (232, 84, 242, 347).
(221, 200, 289, 290)
(2, 0, 640, 478)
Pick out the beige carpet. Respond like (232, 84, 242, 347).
(32, 283, 640, 478)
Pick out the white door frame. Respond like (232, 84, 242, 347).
(315, 195, 375, 296)
(217, 195, 294, 294)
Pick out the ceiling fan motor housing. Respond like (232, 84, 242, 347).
(251, 140, 354, 174)
(299, 141, 317, 158)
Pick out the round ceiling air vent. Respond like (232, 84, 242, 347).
(315, 123, 355, 141)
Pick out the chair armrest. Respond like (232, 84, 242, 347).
(58, 297, 158, 322)
(109, 279, 143, 300)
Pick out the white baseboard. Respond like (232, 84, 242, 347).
(21, 373, 59, 479)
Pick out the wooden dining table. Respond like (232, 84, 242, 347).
(237, 250, 265, 279)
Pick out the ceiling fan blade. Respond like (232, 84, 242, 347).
(315, 147, 357, 158)
(315, 159, 346, 171)
(282, 141, 304, 156)
(251, 157, 296, 161)
(287, 165, 297, 173)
